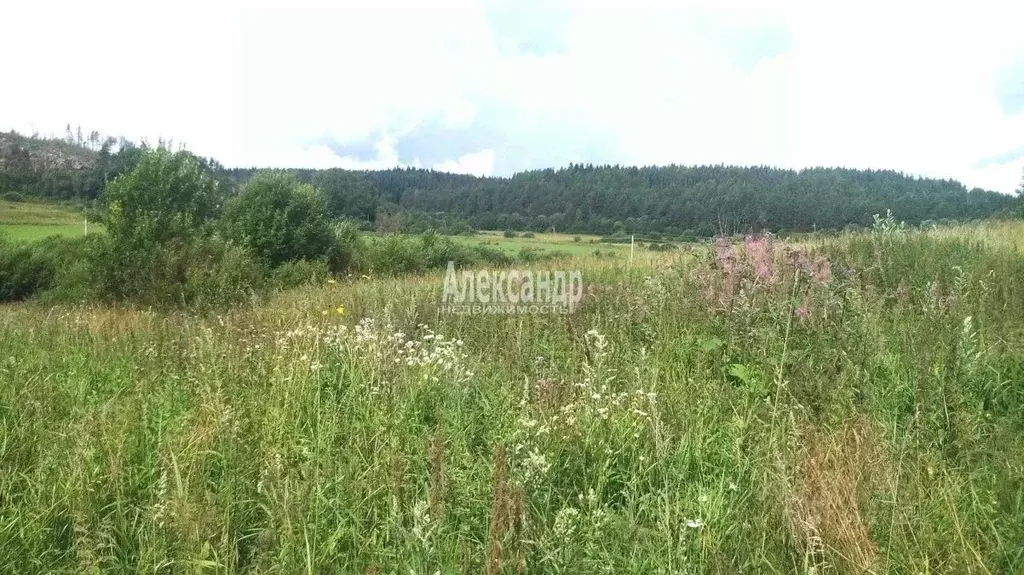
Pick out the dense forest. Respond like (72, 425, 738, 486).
(3, 130, 1021, 236)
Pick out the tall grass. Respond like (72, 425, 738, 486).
(1, 225, 1023, 573)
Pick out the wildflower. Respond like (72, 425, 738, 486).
(744, 234, 775, 283)
(812, 258, 832, 283)
(336, 306, 345, 315)
(685, 518, 704, 529)
(554, 507, 580, 539)
(321, 310, 329, 316)
(795, 298, 810, 320)
(327, 278, 336, 284)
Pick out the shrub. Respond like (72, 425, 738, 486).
(176, 239, 265, 310)
(32, 235, 108, 303)
(357, 233, 512, 276)
(503, 230, 518, 238)
(522, 231, 536, 238)
(271, 259, 330, 290)
(104, 149, 221, 251)
(1, 192, 24, 203)
(222, 171, 335, 268)
(0, 238, 55, 302)
(518, 246, 558, 262)
(94, 234, 263, 310)
(327, 220, 363, 274)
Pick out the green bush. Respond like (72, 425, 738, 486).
(176, 239, 264, 311)
(32, 235, 108, 303)
(1, 191, 24, 202)
(357, 233, 512, 276)
(503, 229, 518, 238)
(522, 231, 536, 238)
(270, 259, 330, 290)
(104, 149, 221, 251)
(95, 235, 263, 310)
(0, 238, 55, 301)
(222, 171, 335, 268)
(327, 220, 363, 274)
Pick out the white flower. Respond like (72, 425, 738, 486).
(554, 507, 580, 538)
(685, 519, 704, 529)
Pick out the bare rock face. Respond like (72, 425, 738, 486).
(0, 132, 97, 171)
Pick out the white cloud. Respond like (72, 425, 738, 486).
(433, 149, 496, 176)
(2, 0, 1023, 192)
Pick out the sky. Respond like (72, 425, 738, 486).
(3, 0, 1024, 193)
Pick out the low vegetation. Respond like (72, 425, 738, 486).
(3, 136, 1024, 572)
(2, 214, 1024, 572)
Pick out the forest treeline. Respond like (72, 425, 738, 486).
(2, 130, 1021, 236)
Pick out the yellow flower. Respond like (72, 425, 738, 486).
(327, 279, 336, 284)
(336, 306, 345, 315)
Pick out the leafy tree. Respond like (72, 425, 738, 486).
(103, 148, 221, 250)
(313, 169, 379, 221)
(221, 170, 335, 268)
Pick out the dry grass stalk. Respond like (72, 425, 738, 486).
(789, 417, 881, 574)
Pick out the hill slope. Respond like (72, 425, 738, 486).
(2, 129, 1019, 234)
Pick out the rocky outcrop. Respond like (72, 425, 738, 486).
(0, 132, 97, 171)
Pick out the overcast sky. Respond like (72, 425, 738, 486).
(3, 0, 1024, 192)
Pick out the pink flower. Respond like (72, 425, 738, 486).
(745, 234, 776, 284)
(812, 259, 832, 283)
(795, 298, 810, 320)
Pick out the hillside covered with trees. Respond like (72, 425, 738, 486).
(2, 130, 1020, 236)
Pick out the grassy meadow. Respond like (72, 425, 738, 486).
(458, 231, 632, 259)
(2, 222, 1024, 573)
(0, 200, 100, 242)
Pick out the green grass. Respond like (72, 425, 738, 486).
(0, 200, 84, 225)
(0, 223, 97, 242)
(460, 231, 635, 258)
(1, 224, 1024, 572)
(0, 200, 101, 242)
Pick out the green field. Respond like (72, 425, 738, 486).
(1, 223, 94, 242)
(460, 230, 646, 258)
(3, 222, 1024, 572)
(0, 200, 100, 241)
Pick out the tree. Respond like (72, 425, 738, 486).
(99, 148, 227, 303)
(222, 170, 335, 268)
(104, 148, 221, 250)
(313, 169, 379, 221)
